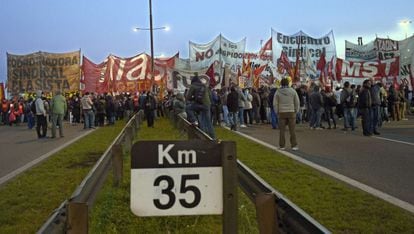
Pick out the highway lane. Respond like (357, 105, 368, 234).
(0, 122, 93, 184)
(237, 117, 414, 206)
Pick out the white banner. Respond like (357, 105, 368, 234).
(189, 35, 220, 70)
(272, 29, 337, 66)
(189, 35, 245, 71)
(395, 36, 414, 90)
(220, 35, 246, 71)
(376, 36, 414, 90)
(345, 40, 377, 61)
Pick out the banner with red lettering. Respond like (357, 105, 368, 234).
(335, 57, 399, 82)
(189, 34, 246, 71)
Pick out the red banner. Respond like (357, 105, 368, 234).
(81, 56, 107, 93)
(335, 57, 399, 80)
(81, 53, 176, 93)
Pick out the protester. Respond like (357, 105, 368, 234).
(173, 92, 186, 119)
(323, 87, 337, 129)
(81, 92, 95, 129)
(186, 73, 216, 139)
(51, 90, 67, 138)
(273, 78, 300, 151)
(268, 86, 279, 129)
(226, 85, 239, 131)
(309, 85, 324, 129)
(35, 90, 48, 138)
(358, 79, 375, 136)
(370, 80, 381, 134)
(341, 81, 357, 131)
(144, 91, 156, 127)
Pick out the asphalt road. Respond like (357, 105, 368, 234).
(0, 122, 92, 183)
(237, 116, 414, 206)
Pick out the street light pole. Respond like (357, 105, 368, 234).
(149, 0, 155, 91)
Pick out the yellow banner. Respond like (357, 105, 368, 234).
(7, 51, 80, 94)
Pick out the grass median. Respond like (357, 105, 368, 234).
(0, 122, 124, 233)
(91, 117, 414, 233)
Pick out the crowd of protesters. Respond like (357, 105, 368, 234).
(0, 90, 165, 139)
(161, 74, 413, 142)
(2, 76, 413, 141)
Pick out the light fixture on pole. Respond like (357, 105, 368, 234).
(134, 0, 170, 91)
(399, 19, 412, 39)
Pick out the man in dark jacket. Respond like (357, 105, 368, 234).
(144, 91, 156, 127)
(186, 73, 216, 139)
(309, 85, 324, 129)
(359, 79, 374, 136)
(370, 80, 381, 135)
(227, 85, 239, 130)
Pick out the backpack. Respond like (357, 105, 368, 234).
(193, 84, 206, 104)
(345, 90, 357, 108)
(31, 100, 37, 114)
(327, 95, 337, 107)
(97, 100, 105, 113)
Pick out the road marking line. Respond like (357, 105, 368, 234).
(373, 136, 414, 146)
(0, 130, 94, 186)
(233, 129, 414, 214)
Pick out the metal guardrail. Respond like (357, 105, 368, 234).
(38, 110, 144, 234)
(176, 116, 331, 234)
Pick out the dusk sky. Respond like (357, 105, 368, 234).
(1, 0, 413, 84)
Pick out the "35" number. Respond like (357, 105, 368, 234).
(153, 174, 201, 209)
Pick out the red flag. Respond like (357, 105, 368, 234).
(279, 51, 293, 77)
(317, 52, 327, 86)
(253, 64, 267, 89)
(242, 58, 252, 78)
(316, 52, 326, 71)
(254, 64, 267, 77)
(335, 58, 343, 82)
(293, 43, 301, 82)
(206, 63, 216, 88)
(327, 56, 334, 80)
(259, 38, 272, 58)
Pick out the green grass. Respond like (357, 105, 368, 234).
(216, 127, 414, 233)
(0, 122, 124, 233)
(91, 118, 414, 233)
(90, 118, 259, 234)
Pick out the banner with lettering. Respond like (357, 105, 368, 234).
(189, 34, 246, 71)
(166, 57, 221, 93)
(7, 51, 80, 94)
(345, 40, 377, 61)
(81, 53, 176, 93)
(220, 35, 246, 71)
(376, 36, 414, 90)
(335, 57, 399, 81)
(271, 29, 336, 67)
